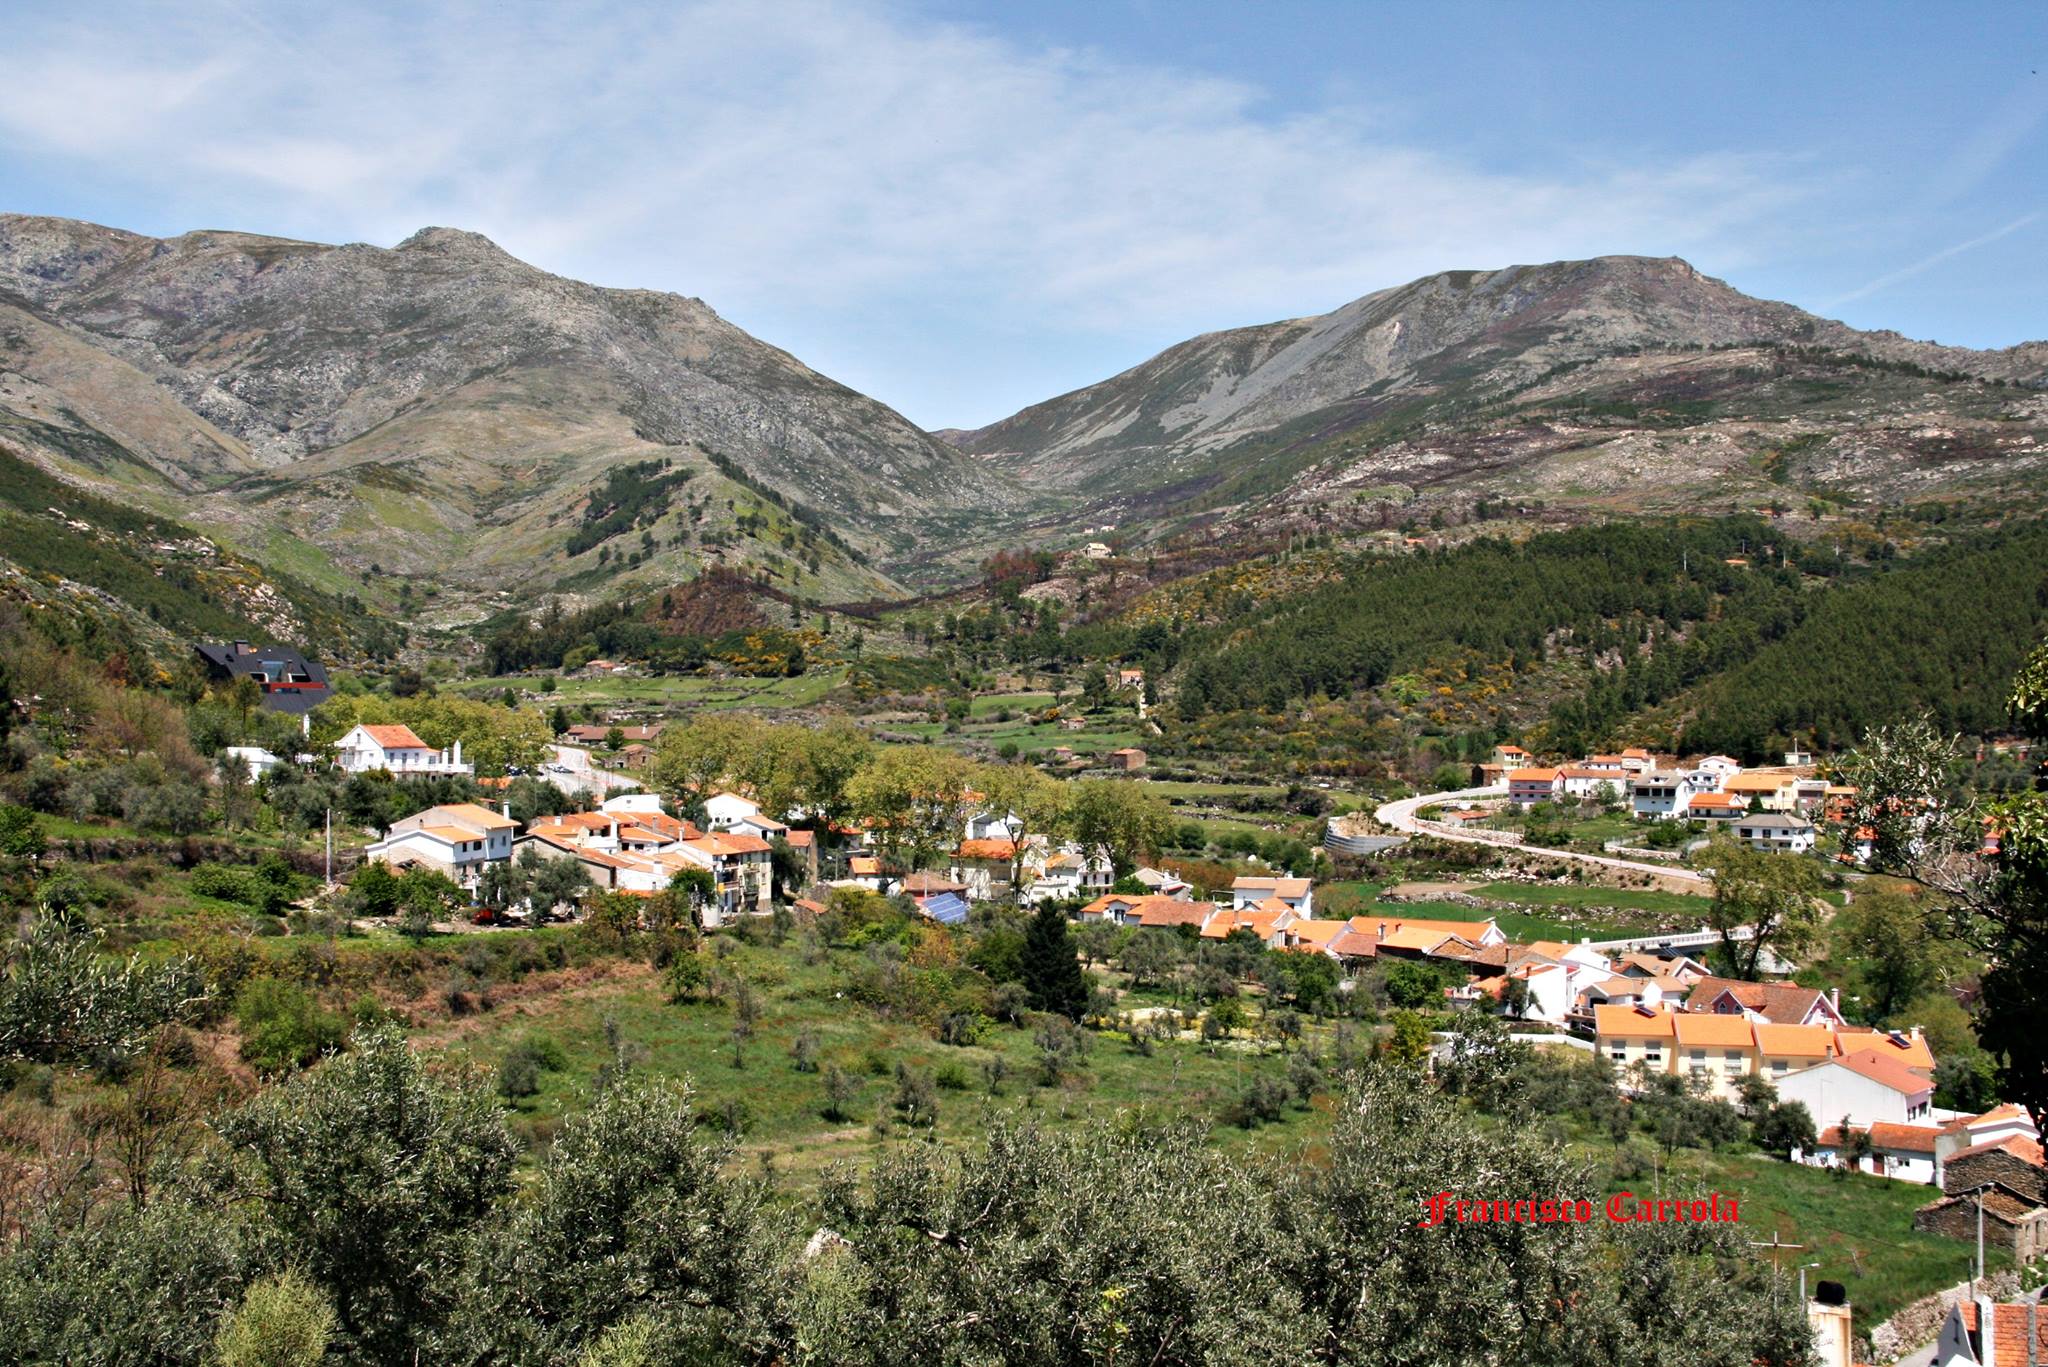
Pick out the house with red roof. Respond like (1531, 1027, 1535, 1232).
(333, 722, 473, 777)
(1507, 768, 1562, 805)
(1799, 1121, 1942, 1183)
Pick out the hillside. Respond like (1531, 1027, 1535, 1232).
(961, 256, 2048, 532)
(0, 215, 1031, 610)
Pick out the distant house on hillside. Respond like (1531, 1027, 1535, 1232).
(1108, 747, 1147, 771)
(193, 641, 331, 717)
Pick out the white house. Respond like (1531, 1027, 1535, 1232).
(334, 723, 472, 777)
(1693, 755, 1743, 782)
(1933, 1104, 2040, 1168)
(1025, 849, 1112, 904)
(221, 746, 284, 780)
(365, 802, 515, 886)
(1230, 875, 1312, 915)
(600, 792, 667, 817)
(1731, 812, 1817, 854)
(702, 791, 763, 831)
(965, 809, 1025, 843)
(1775, 1047, 1936, 1131)
(1630, 770, 1722, 820)
(1797, 1122, 1942, 1184)
(1557, 767, 1623, 801)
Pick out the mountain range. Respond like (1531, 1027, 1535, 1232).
(3, 213, 2045, 657)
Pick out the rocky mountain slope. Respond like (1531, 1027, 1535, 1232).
(0, 215, 1027, 611)
(960, 256, 2048, 529)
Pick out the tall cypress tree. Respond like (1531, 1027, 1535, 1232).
(1021, 902, 1088, 1021)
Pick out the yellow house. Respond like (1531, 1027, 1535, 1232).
(1594, 1004, 1674, 1074)
(1752, 1023, 1837, 1083)
(1722, 772, 1800, 813)
(1673, 1012, 1756, 1100)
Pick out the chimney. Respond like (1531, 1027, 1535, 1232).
(1830, 987, 1841, 1013)
(451, 739, 463, 765)
(501, 799, 512, 820)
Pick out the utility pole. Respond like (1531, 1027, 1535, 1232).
(1798, 1261, 1821, 1303)
(325, 807, 333, 888)
(1975, 1190, 1984, 1295)
(1749, 1232, 1806, 1308)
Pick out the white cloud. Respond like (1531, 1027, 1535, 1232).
(0, 0, 1812, 418)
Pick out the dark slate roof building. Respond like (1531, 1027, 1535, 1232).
(193, 641, 332, 716)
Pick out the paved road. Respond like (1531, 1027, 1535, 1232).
(1373, 785, 1709, 887)
(542, 743, 637, 797)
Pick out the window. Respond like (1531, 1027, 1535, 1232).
(1609, 1046, 1627, 1062)
(1724, 1050, 1743, 1066)
(1644, 1049, 1662, 1065)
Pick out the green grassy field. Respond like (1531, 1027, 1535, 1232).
(423, 939, 1324, 1190)
(1470, 881, 1714, 919)
(1558, 1131, 1998, 1327)
(407, 929, 1979, 1325)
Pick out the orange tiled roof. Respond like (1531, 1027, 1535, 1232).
(956, 838, 1019, 860)
(1947, 1133, 2045, 1167)
(1833, 1047, 1933, 1096)
(358, 723, 429, 749)
(1232, 876, 1311, 898)
(1835, 1025, 1937, 1071)
(1593, 1003, 1675, 1037)
(1816, 1122, 1940, 1154)
(1673, 1013, 1755, 1048)
(1752, 1023, 1835, 1058)
(1137, 900, 1214, 930)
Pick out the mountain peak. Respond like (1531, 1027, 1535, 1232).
(396, 225, 518, 259)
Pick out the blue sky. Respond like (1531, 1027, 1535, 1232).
(1, 1, 2043, 428)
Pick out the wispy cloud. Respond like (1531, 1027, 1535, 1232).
(0, 0, 1812, 421)
(1826, 210, 2043, 307)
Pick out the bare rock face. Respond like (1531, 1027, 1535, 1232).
(0, 213, 1022, 593)
(961, 254, 2048, 502)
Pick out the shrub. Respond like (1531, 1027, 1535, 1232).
(235, 979, 344, 1075)
(497, 1050, 541, 1099)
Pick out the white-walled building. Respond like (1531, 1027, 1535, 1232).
(221, 746, 285, 780)
(1230, 875, 1313, 915)
(365, 802, 515, 885)
(1774, 1048, 1936, 1130)
(702, 791, 763, 831)
(1731, 812, 1817, 854)
(334, 723, 472, 777)
(1797, 1122, 1942, 1184)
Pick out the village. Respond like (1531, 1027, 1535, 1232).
(305, 675, 2044, 1352)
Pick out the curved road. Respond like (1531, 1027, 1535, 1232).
(1373, 785, 1709, 887)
